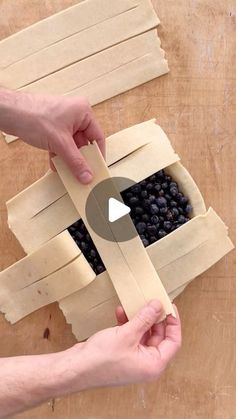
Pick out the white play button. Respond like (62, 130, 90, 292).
(108, 198, 131, 223)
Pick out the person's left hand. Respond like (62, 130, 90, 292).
(66, 300, 181, 391)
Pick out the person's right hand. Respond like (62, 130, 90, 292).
(67, 300, 181, 390)
(0, 90, 105, 184)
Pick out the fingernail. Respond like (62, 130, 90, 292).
(148, 300, 163, 313)
(79, 171, 93, 184)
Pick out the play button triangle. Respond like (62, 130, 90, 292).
(108, 198, 130, 223)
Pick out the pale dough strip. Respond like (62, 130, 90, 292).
(0, 1, 158, 89)
(0, 0, 143, 69)
(20, 31, 166, 96)
(54, 154, 146, 320)
(0, 231, 79, 300)
(1, 254, 96, 324)
(81, 143, 174, 318)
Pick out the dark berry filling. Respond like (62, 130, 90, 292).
(68, 169, 193, 275)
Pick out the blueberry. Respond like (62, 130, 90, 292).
(143, 199, 151, 209)
(170, 200, 177, 207)
(156, 197, 167, 207)
(158, 229, 167, 239)
(157, 170, 164, 178)
(125, 192, 133, 200)
(170, 187, 178, 197)
(80, 222, 86, 233)
(129, 196, 139, 206)
(80, 241, 88, 252)
(169, 182, 177, 189)
(159, 216, 165, 223)
(166, 210, 173, 221)
(134, 206, 144, 216)
(90, 249, 97, 258)
(85, 233, 91, 242)
(178, 215, 186, 224)
(185, 204, 193, 213)
(146, 183, 153, 191)
(150, 204, 159, 215)
(171, 207, 179, 218)
(164, 193, 171, 201)
(179, 196, 189, 206)
(142, 214, 150, 222)
(158, 190, 165, 196)
(140, 180, 147, 187)
(147, 225, 157, 235)
(154, 183, 161, 192)
(176, 192, 183, 201)
(96, 265, 105, 274)
(178, 207, 184, 215)
(142, 238, 150, 247)
(131, 184, 141, 194)
(150, 236, 157, 244)
(149, 175, 156, 182)
(151, 215, 159, 224)
(149, 195, 156, 203)
(161, 181, 168, 190)
(136, 222, 147, 234)
(140, 190, 148, 199)
(75, 231, 84, 240)
(163, 221, 172, 231)
(160, 207, 168, 215)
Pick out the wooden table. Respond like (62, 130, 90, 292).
(0, 1, 235, 418)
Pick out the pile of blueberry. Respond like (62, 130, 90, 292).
(68, 169, 192, 275)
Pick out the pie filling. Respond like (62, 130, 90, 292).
(68, 169, 192, 275)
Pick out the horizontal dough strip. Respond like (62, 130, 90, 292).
(0, 0, 144, 69)
(59, 209, 234, 341)
(0, 0, 158, 89)
(7, 121, 180, 252)
(1, 253, 96, 324)
(0, 231, 79, 302)
(19, 30, 166, 96)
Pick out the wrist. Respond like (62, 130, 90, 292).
(0, 89, 35, 138)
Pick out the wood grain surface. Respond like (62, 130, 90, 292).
(0, 1, 235, 418)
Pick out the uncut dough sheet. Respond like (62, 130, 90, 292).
(0, 0, 169, 143)
(1, 120, 234, 337)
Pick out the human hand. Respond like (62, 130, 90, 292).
(0, 90, 105, 184)
(67, 300, 181, 391)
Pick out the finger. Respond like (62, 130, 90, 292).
(147, 320, 165, 347)
(49, 151, 56, 171)
(123, 300, 164, 343)
(157, 305, 182, 364)
(80, 112, 105, 158)
(73, 130, 89, 148)
(115, 306, 128, 326)
(61, 139, 93, 184)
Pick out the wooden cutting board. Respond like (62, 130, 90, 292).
(0, 1, 235, 418)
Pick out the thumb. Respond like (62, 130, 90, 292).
(61, 140, 93, 184)
(125, 300, 164, 342)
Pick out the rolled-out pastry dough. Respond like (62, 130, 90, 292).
(1, 254, 96, 323)
(0, 230, 79, 301)
(0, 0, 145, 69)
(0, 1, 158, 89)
